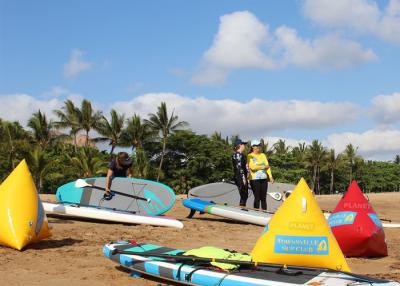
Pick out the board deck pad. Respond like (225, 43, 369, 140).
(56, 177, 176, 216)
(188, 182, 295, 212)
(103, 241, 399, 286)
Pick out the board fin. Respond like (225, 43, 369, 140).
(251, 178, 350, 272)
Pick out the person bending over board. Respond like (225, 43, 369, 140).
(232, 138, 249, 206)
(104, 152, 133, 199)
(247, 139, 274, 210)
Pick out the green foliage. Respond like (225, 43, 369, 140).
(1, 99, 400, 196)
(160, 131, 232, 194)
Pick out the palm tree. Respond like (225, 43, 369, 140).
(130, 148, 155, 179)
(95, 109, 125, 154)
(394, 155, 400, 165)
(273, 139, 290, 155)
(292, 142, 307, 165)
(144, 102, 188, 181)
(28, 110, 54, 150)
(259, 138, 274, 156)
(67, 147, 108, 177)
(344, 143, 358, 184)
(305, 140, 327, 194)
(121, 114, 153, 150)
(325, 149, 343, 194)
(77, 99, 102, 147)
(26, 147, 54, 191)
(53, 99, 81, 152)
(211, 131, 223, 142)
(0, 120, 29, 169)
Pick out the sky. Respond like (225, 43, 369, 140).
(1, 0, 400, 160)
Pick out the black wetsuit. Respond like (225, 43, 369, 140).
(108, 160, 132, 177)
(232, 152, 248, 206)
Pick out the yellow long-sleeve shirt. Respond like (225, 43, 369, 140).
(247, 152, 273, 181)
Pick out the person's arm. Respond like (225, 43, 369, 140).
(105, 169, 113, 193)
(264, 155, 274, 183)
(126, 167, 132, 178)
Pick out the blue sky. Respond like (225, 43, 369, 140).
(1, 0, 400, 160)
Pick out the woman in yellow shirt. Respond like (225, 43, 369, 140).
(247, 139, 274, 210)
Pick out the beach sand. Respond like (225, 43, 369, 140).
(1, 192, 399, 285)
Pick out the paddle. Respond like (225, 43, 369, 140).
(75, 179, 151, 203)
(109, 248, 388, 283)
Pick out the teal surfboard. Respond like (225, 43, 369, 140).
(56, 177, 176, 216)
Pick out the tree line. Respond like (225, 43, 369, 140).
(0, 99, 399, 194)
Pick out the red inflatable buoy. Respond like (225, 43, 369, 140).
(328, 180, 388, 257)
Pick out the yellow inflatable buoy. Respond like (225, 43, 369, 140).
(0, 160, 51, 250)
(251, 178, 350, 272)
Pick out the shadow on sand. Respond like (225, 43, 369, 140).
(25, 238, 83, 250)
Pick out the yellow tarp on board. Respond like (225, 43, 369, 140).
(0, 160, 51, 250)
(251, 178, 350, 272)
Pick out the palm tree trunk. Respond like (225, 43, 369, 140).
(311, 165, 317, 192)
(110, 144, 115, 155)
(330, 169, 334, 194)
(349, 165, 352, 185)
(73, 133, 77, 153)
(86, 130, 90, 147)
(316, 165, 320, 195)
(39, 176, 43, 193)
(157, 137, 167, 181)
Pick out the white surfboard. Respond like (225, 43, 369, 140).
(183, 199, 400, 228)
(43, 202, 183, 229)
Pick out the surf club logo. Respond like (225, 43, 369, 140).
(274, 235, 329, 255)
(328, 211, 357, 227)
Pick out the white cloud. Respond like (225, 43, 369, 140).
(192, 11, 376, 84)
(63, 49, 92, 78)
(0, 94, 63, 125)
(275, 27, 376, 69)
(41, 86, 83, 99)
(2, 92, 399, 160)
(325, 129, 400, 158)
(192, 11, 276, 85)
(0, 92, 84, 126)
(112, 93, 359, 139)
(371, 92, 400, 124)
(267, 136, 310, 148)
(303, 0, 400, 44)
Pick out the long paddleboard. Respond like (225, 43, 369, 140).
(183, 198, 400, 228)
(188, 182, 294, 212)
(183, 198, 273, 225)
(56, 177, 176, 216)
(103, 241, 400, 286)
(43, 202, 183, 229)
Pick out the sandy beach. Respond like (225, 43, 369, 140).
(1, 192, 399, 285)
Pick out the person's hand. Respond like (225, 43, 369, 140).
(270, 178, 275, 184)
(243, 178, 247, 186)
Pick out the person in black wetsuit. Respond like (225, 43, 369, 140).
(104, 152, 133, 198)
(232, 138, 248, 206)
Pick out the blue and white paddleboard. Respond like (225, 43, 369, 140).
(56, 177, 176, 216)
(104, 241, 400, 286)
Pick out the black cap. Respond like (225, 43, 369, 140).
(234, 138, 246, 146)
